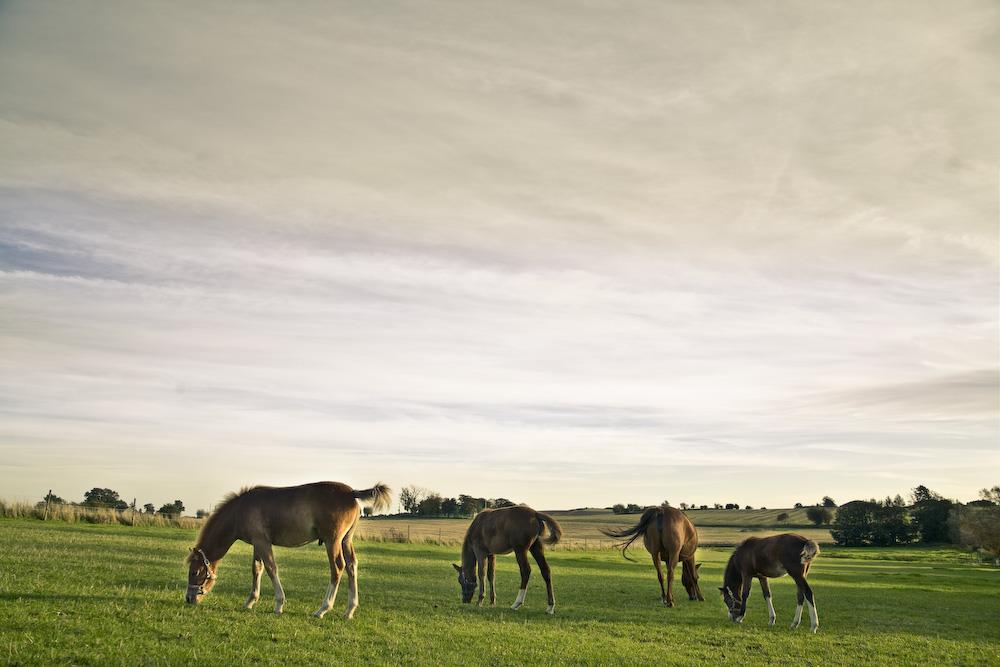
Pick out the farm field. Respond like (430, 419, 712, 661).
(2, 519, 997, 665)
(358, 507, 833, 547)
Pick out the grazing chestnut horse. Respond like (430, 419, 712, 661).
(720, 533, 820, 632)
(602, 505, 704, 606)
(185, 481, 391, 620)
(452, 505, 562, 614)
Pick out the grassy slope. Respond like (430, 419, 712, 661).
(2, 519, 997, 665)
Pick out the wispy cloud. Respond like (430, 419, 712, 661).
(0, 1, 997, 510)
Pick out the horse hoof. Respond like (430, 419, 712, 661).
(511, 602, 522, 611)
(811, 626, 819, 634)
(546, 606, 555, 615)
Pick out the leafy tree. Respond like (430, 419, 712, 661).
(777, 512, 789, 522)
(362, 506, 372, 517)
(871, 500, 916, 546)
(951, 504, 1000, 564)
(725, 503, 738, 510)
(157, 500, 185, 517)
(195, 509, 209, 519)
(979, 486, 1000, 505)
(83, 488, 128, 510)
(492, 498, 516, 509)
(143, 503, 156, 514)
(399, 486, 425, 515)
(44, 491, 65, 504)
(662, 500, 671, 507)
(625, 503, 642, 514)
(822, 496, 837, 508)
(713, 503, 723, 510)
(794, 502, 804, 509)
(911, 485, 942, 504)
(458, 495, 485, 516)
(612, 503, 626, 515)
(806, 506, 832, 526)
(831, 501, 876, 546)
(441, 497, 459, 517)
(699, 505, 708, 510)
(744, 505, 753, 510)
(679, 503, 688, 510)
(911, 497, 954, 543)
(417, 494, 443, 517)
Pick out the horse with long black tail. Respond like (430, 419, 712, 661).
(602, 505, 704, 606)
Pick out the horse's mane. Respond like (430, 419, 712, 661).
(187, 486, 271, 563)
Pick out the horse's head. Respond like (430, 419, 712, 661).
(719, 585, 743, 622)
(185, 547, 218, 604)
(682, 562, 704, 601)
(451, 563, 476, 603)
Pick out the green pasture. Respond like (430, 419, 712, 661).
(1, 519, 997, 665)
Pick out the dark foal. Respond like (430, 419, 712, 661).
(720, 533, 820, 632)
(453, 505, 562, 614)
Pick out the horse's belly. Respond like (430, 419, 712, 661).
(761, 565, 787, 578)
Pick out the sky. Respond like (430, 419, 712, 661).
(0, 1, 997, 513)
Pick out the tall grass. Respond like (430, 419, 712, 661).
(0, 500, 201, 529)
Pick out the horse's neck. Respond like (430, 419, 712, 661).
(460, 539, 478, 574)
(198, 510, 237, 562)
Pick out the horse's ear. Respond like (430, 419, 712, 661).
(451, 563, 462, 573)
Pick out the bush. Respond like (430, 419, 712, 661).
(776, 512, 789, 522)
(951, 504, 1000, 564)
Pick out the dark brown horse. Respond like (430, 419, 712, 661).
(602, 505, 704, 606)
(452, 505, 563, 614)
(720, 533, 820, 632)
(185, 481, 391, 620)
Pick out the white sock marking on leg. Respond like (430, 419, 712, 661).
(511, 588, 527, 609)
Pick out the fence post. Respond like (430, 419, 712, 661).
(131, 498, 137, 526)
(43, 490, 52, 521)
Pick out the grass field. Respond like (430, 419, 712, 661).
(358, 507, 833, 547)
(2, 519, 997, 665)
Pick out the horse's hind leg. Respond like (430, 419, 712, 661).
(314, 538, 345, 619)
(342, 531, 359, 620)
(258, 543, 285, 614)
(245, 550, 264, 609)
(651, 552, 667, 605)
(511, 548, 531, 610)
(664, 549, 680, 607)
(529, 541, 555, 614)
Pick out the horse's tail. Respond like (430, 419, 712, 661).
(353, 483, 392, 513)
(535, 511, 563, 545)
(800, 539, 820, 564)
(600, 506, 661, 562)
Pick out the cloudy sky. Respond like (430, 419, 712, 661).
(1, 1, 997, 513)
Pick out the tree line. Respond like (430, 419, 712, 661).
(40, 488, 198, 518)
(396, 486, 517, 518)
(829, 485, 1000, 561)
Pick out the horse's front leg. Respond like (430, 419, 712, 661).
(259, 543, 285, 614)
(314, 539, 345, 619)
(758, 577, 775, 626)
(475, 554, 486, 607)
(735, 578, 752, 623)
(245, 551, 264, 609)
